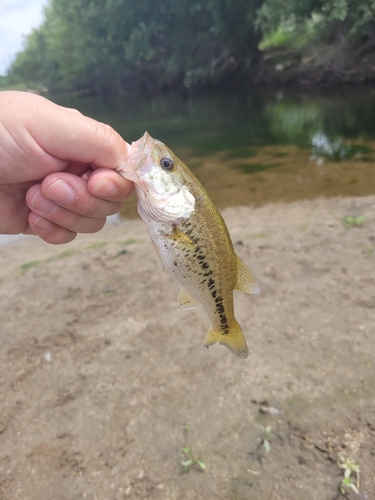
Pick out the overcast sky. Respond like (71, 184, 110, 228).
(0, 0, 47, 76)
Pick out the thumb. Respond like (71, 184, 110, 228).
(14, 92, 134, 168)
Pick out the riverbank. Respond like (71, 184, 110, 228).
(255, 46, 375, 86)
(1, 195, 375, 499)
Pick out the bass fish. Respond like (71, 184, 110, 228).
(117, 132, 260, 358)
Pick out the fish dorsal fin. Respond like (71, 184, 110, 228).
(235, 256, 261, 295)
(177, 285, 199, 310)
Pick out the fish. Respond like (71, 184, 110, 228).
(116, 132, 260, 358)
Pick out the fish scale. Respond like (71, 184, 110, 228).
(117, 132, 260, 358)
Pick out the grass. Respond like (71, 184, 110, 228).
(342, 215, 366, 228)
(19, 249, 77, 275)
(85, 241, 107, 249)
(119, 238, 136, 246)
(20, 260, 41, 273)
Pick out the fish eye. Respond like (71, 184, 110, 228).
(160, 157, 174, 171)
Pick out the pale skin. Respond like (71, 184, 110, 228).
(0, 91, 134, 244)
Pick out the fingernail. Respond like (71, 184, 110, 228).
(30, 191, 58, 215)
(92, 179, 119, 197)
(33, 216, 54, 231)
(47, 179, 75, 204)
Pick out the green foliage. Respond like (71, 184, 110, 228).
(257, 0, 375, 45)
(259, 21, 315, 51)
(8, 0, 375, 92)
(9, 0, 262, 93)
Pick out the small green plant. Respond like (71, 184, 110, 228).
(259, 425, 275, 455)
(338, 455, 360, 495)
(181, 426, 206, 473)
(342, 215, 366, 228)
(181, 446, 207, 472)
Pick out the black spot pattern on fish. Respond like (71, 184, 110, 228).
(178, 219, 231, 334)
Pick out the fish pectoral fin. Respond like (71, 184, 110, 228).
(176, 285, 199, 310)
(167, 226, 196, 247)
(202, 321, 248, 358)
(235, 256, 261, 295)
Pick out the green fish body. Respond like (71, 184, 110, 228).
(117, 132, 260, 357)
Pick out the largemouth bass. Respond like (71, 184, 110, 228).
(117, 132, 260, 358)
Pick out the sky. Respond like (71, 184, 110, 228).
(0, 0, 47, 76)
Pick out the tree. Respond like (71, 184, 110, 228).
(10, 0, 263, 93)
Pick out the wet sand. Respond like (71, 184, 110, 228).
(1, 195, 375, 499)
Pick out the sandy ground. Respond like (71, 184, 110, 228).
(0, 195, 375, 500)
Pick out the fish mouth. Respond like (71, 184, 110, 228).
(130, 131, 154, 163)
(116, 132, 155, 179)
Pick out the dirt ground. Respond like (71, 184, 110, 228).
(0, 195, 375, 500)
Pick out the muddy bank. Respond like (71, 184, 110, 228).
(255, 48, 375, 86)
(0, 195, 375, 499)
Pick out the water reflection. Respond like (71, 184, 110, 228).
(48, 86, 375, 217)
(311, 132, 373, 161)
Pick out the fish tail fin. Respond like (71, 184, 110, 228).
(202, 321, 248, 358)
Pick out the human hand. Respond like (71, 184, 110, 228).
(0, 91, 134, 244)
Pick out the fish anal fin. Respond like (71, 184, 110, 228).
(177, 285, 199, 310)
(236, 256, 261, 295)
(202, 321, 248, 358)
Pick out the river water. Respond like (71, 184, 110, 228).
(51, 86, 375, 218)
